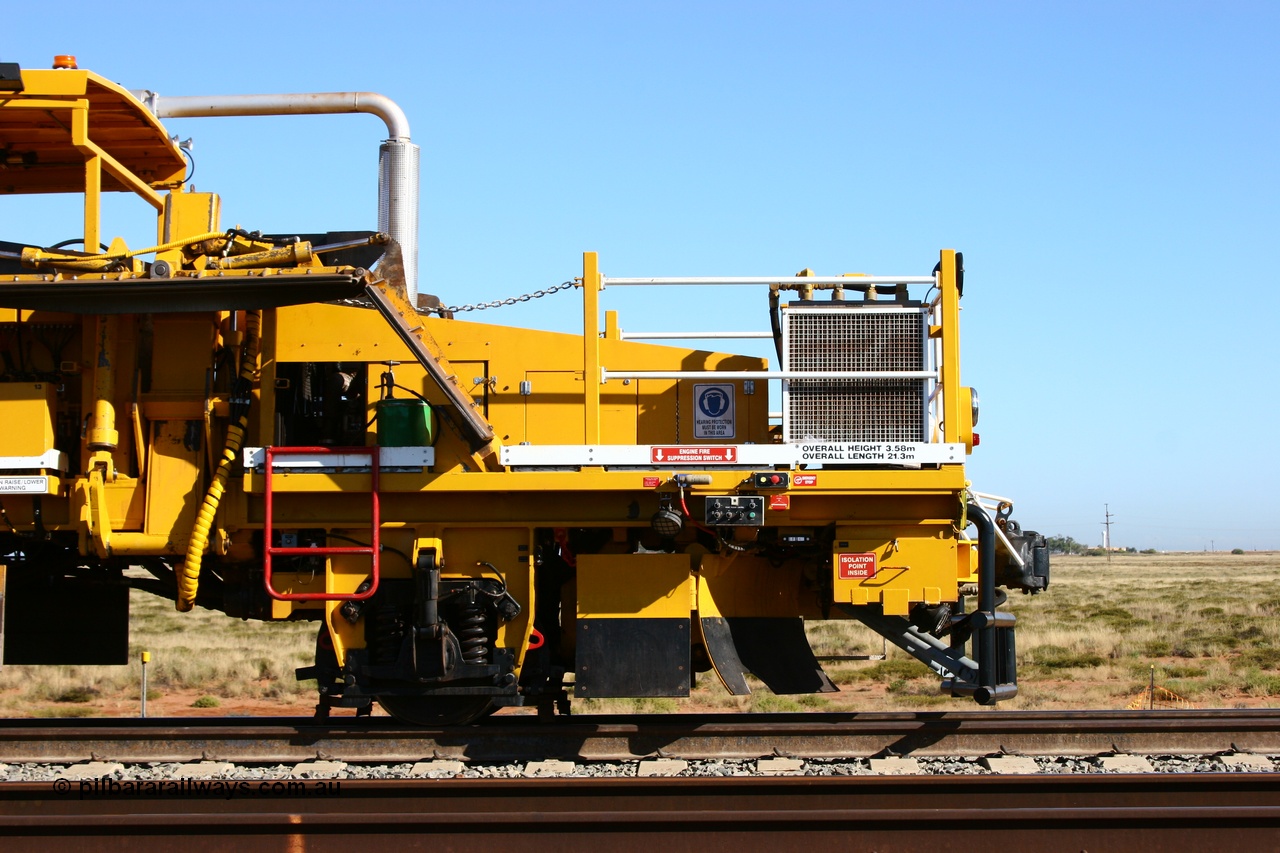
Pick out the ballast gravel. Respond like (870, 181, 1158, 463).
(1, 753, 1275, 782)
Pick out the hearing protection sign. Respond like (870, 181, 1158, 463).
(693, 384, 735, 439)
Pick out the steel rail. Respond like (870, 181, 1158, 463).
(3, 710, 1280, 765)
(2, 775, 1280, 852)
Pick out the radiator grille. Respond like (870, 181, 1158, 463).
(783, 305, 929, 443)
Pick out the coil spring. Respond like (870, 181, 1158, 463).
(454, 591, 490, 666)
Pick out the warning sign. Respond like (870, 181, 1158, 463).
(838, 553, 877, 580)
(693, 384, 734, 439)
(0, 477, 48, 494)
(769, 494, 791, 510)
(650, 446, 738, 464)
(793, 474, 818, 487)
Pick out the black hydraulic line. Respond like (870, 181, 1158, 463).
(768, 288, 784, 364)
(967, 501, 997, 622)
(967, 500, 1001, 703)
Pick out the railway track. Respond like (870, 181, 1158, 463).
(3, 711, 1280, 849)
(2, 709, 1280, 764)
(2, 774, 1279, 852)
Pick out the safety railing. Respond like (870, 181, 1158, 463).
(589, 254, 960, 437)
(262, 445, 380, 602)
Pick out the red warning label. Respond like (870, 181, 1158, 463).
(837, 553, 877, 580)
(793, 474, 818, 487)
(769, 494, 791, 510)
(650, 446, 738, 464)
(642, 476, 662, 488)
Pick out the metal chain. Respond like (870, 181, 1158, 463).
(442, 280, 577, 314)
(675, 382, 681, 443)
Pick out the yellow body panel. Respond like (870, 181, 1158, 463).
(0, 383, 56, 456)
(577, 554, 694, 619)
(698, 553, 819, 619)
(832, 525, 960, 615)
(273, 303, 769, 449)
(143, 420, 204, 540)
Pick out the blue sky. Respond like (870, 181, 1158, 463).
(6, 2, 1278, 550)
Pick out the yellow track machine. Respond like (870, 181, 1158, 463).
(0, 58, 1047, 723)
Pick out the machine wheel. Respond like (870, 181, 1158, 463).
(376, 695, 495, 726)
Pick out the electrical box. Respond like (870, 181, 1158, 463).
(705, 495, 765, 526)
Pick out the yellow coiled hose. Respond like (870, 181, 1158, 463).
(176, 310, 261, 612)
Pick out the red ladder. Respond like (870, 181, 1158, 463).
(262, 445, 380, 602)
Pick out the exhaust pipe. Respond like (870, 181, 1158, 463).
(134, 90, 421, 303)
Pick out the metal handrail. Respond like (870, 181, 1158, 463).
(263, 445, 380, 602)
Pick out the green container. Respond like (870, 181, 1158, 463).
(376, 398, 436, 446)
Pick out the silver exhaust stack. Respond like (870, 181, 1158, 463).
(378, 138, 420, 303)
(135, 90, 421, 303)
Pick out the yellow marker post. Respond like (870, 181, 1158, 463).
(140, 651, 151, 718)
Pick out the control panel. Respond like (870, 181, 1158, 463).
(751, 472, 790, 489)
(704, 496, 765, 526)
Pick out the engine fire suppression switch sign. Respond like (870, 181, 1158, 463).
(693, 384, 734, 439)
(650, 446, 738, 464)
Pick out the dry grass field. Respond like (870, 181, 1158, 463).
(1, 552, 1277, 718)
(0, 586, 320, 718)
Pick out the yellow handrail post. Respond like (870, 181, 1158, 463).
(71, 104, 101, 255)
(583, 251, 602, 444)
(938, 249, 961, 444)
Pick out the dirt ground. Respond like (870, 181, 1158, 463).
(6, 672, 1274, 722)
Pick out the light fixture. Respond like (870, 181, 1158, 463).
(0, 63, 22, 92)
(650, 496, 683, 538)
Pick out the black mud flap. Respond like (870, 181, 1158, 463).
(702, 616, 837, 695)
(2, 572, 129, 665)
(574, 617, 690, 698)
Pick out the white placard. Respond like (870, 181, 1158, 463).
(0, 476, 49, 494)
(693, 383, 735, 439)
(243, 447, 434, 469)
(794, 442, 947, 464)
(501, 442, 963, 467)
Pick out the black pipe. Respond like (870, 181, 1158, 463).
(967, 500, 998, 699)
(416, 551, 441, 640)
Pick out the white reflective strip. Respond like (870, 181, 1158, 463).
(603, 369, 938, 382)
(501, 443, 963, 467)
(243, 447, 434, 469)
(617, 331, 775, 340)
(0, 450, 67, 471)
(602, 276, 937, 286)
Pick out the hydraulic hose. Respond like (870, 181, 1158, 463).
(176, 310, 261, 611)
(768, 285, 784, 365)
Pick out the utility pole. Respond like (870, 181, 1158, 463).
(1102, 504, 1114, 564)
